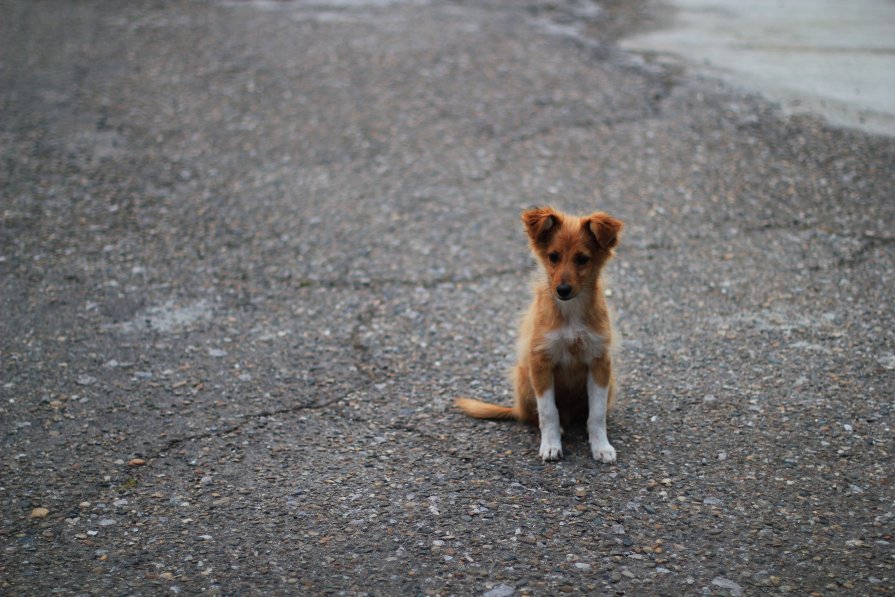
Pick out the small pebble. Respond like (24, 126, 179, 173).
(76, 375, 96, 386)
(712, 576, 744, 596)
(482, 583, 515, 597)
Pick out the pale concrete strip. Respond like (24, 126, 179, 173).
(621, 0, 895, 137)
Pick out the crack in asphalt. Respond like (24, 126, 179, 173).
(84, 265, 532, 464)
(626, 225, 895, 271)
(738, 223, 895, 270)
(292, 264, 532, 290)
(148, 303, 385, 459)
(150, 394, 349, 459)
(2, 394, 353, 538)
(828, 231, 895, 270)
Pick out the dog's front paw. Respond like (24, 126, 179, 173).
(539, 435, 563, 461)
(591, 441, 616, 464)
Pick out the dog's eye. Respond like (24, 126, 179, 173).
(574, 254, 590, 265)
(548, 252, 560, 264)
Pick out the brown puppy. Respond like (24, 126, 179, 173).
(456, 207, 623, 462)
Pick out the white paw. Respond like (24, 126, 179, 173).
(539, 435, 563, 461)
(592, 441, 616, 464)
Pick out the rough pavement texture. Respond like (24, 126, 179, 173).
(2, 0, 893, 595)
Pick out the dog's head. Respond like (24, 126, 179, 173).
(522, 206, 623, 302)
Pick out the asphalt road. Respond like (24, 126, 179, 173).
(2, 0, 893, 595)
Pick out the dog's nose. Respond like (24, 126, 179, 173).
(556, 284, 572, 299)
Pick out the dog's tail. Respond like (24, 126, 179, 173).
(455, 397, 518, 420)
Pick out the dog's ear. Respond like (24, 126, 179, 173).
(522, 207, 561, 244)
(585, 212, 624, 250)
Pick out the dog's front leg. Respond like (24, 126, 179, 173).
(537, 386, 563, 461)
(587, 359, 616, 464)
(531, 356, 562, 461)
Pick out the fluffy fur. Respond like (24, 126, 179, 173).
(456, 206, 623, 462)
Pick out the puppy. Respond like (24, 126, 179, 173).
(456, 207, 623, 463)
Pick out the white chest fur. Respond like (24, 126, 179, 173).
(538, 321, 607, 367)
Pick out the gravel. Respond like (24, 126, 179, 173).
(2, 0, 893, 595)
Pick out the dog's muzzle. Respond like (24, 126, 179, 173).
(556, 284, 573, 300)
